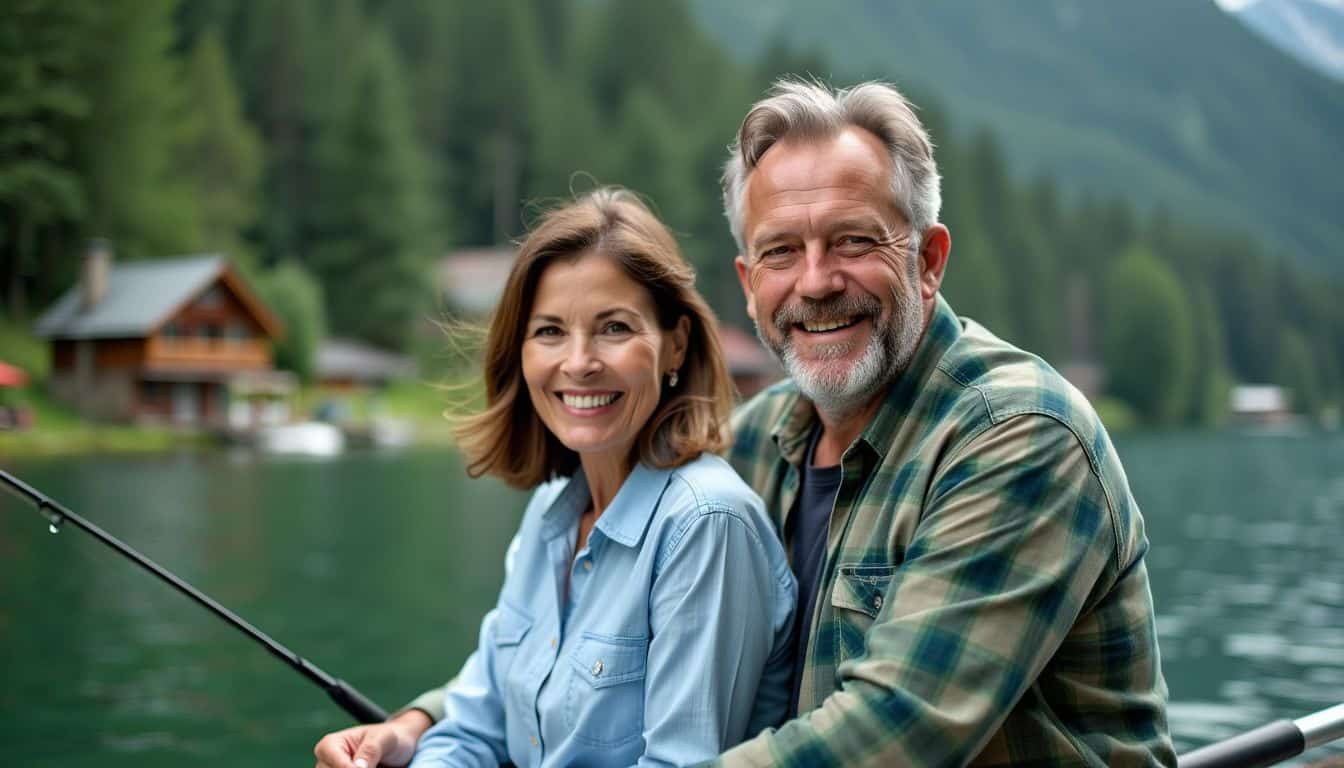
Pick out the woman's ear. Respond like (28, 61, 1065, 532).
(668, 315, 691, 371)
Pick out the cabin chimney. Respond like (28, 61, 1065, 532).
(81, 239, 112, 311)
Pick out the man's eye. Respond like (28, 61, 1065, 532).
(838, 235, 875, 247)
(760, 245, 792, 259)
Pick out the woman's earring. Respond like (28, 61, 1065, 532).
(668, 370, 679, 388)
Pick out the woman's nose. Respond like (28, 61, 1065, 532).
(560, 337, 602, 378)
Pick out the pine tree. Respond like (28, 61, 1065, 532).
(177, 31, 263, 270)
(308, 32, 435, 350)
(0, 0, 97, 318)
(76, 0, 200, 261)
(1103, 244, 1196, 425)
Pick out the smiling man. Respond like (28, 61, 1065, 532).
(713, 79, 1174, 767)
(314, 79, 1175, 768)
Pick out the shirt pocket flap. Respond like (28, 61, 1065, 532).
(568, 632, 647, 690)
(492, 602, 532, 647)
(831, 565, 896, 619)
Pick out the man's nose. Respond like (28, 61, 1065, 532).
(560, 336, 602, 378)
(795, 244, 845, 300)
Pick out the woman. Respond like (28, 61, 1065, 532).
(408, 188, 795, 767)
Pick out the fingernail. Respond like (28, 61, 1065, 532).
(354, 759, 369, 768)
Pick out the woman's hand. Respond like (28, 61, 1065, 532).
(313, 709, 433, 768)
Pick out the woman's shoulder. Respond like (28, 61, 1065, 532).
(654, 454, 775, 543)
(663, 453, 762, 511)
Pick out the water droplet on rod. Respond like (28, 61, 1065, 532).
(48, 523, 59, 534)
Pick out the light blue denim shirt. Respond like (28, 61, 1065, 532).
(409, 453, 796, 768)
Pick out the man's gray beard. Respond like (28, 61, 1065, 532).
(754, 283, 924, 419)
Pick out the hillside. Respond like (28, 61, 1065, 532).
(1235, 0, 1344, 81)
(693, 0, 1344, 274)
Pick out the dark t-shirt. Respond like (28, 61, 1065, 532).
(786, 427, 843, 715)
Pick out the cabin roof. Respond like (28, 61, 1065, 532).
(316, 337, 417, 383)
(34, 254, 279, 340)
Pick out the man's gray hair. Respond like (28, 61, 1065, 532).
(722, 78, 942, 256)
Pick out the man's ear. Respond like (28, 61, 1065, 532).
(734, 255, 757, 321)
(918, 224, 950, 301)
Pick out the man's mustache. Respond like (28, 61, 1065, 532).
(771, 294, 884, 335)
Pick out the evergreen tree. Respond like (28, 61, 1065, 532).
(177, 31, 263, 270)
(256, 260, 325, 381)
(308, 32, 435, 350)
(0, 0, 97, 318)
(1275, 328, 1322, 420)
(76, 0, 199, 261)
(1102, 244, 1196, 425)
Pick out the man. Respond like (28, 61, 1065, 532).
(315, 79, 1174, 767)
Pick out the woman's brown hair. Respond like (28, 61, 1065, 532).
(454, 187, 733, 489)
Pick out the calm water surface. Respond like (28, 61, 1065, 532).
(1, 431, 1341, 765)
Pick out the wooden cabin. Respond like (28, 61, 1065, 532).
(34, 244, 294, 427)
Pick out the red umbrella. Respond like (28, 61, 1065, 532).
(0, 361, 30, 388)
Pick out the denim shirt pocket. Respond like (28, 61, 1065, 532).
(492, 601, 533, 710)
(565, 631, 648, 746)
(831, 564, 895, 663)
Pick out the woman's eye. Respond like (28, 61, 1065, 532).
(532, 325, 562, 337)
(602, 321, 632, 334)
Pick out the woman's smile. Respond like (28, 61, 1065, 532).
(522, 252, 685, 471)
(556, 390, 624, 414)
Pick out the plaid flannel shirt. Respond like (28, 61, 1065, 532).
(714, 295, 1174, 768)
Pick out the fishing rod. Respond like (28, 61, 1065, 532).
(1178, 702, 1344, 768)
(0, 468, 388, 724)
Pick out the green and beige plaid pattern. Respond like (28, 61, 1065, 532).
(715, 296, 1175, 768)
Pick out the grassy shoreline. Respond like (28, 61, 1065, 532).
(0, 379, 464, 458)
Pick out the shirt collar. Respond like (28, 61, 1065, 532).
(538, 462, 673, 548)
(769, 294, 963, 467)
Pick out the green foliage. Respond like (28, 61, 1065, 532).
(5, 0, 1344, 434)
(177, 30, 262, 270)
(77, 0, 199, 260)
(307, 31, 434, 350)
(256, 260, 325, 381)
(1276, 328, 1323, 419)
(1102, 245, 1196, 426)
(0, 1, 97, 318)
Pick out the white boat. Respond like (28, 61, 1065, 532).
(255, 421, 345, 457)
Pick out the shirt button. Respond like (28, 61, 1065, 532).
(549, 636, 557, 648)
(873, 595, 883, 611)
(529, 735, 538, 747)
(591, 659, 604, 677)
(583, 560, 593, 572)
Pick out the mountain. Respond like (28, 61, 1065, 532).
(692, 0, 1344, 275)
(1233, 0, 1344, 81)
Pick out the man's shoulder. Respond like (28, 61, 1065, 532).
(938, 316, 1104, 444)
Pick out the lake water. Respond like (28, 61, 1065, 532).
(2, 431, 1342, 765)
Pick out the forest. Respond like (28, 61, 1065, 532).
(3, 0, 1340, 426)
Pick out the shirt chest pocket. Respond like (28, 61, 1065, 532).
(831, 565, 895, 663)
(565, 632, 648, 747)
(492, 602, 533, 701)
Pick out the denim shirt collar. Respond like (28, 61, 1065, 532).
(539, 462, 674, 549)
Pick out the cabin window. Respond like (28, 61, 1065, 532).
(163, 322, 183, 343)
(225, 323, 252, 343)
(203, 324, 222, 341)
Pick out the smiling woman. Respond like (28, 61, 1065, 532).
(333, 188, 799, 768)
